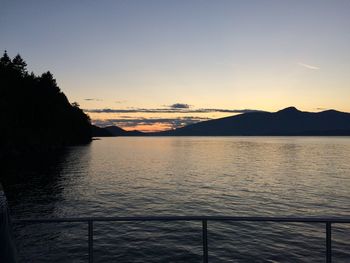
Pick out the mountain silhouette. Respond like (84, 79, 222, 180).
(91, 125, 113, 137)
(105, 126, 129, 135)
(105, 126, 144, 136)
(92, 125, 144, 137)
(150, 107, 350, 136)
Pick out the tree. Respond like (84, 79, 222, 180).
(0, 51, 92, 158)
(71, 102, 80, 108)
(12, 54, 27, 75)
(0, 50, 11, 67)
(40, 71, 60, 94)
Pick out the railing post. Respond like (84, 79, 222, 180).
(88, 220, 93, 263)
(0, 183, 18, 263)
(326, 222, 332, 263)
(202, 219, 208, 263)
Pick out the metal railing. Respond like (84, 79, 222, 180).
(13, 216, 350, 263)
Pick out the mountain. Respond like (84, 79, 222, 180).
(91, 125, 144, 137)
(105, 126, 129, 136)
(152, 107, 350, 136)
(91, 125, 113, 137)
(105, 126, 144, 136)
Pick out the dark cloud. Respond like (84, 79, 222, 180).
(85, 108, 262, 114)
(84, 98, 102, 101)
(92, 116, 211, 130)
(168, 103, 191, 109)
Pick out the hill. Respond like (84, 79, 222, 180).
(152, 107, 350, 136)
(91, 125, 113, 137)
(91, 125, 144, 137)
(104, 126, 144, 136)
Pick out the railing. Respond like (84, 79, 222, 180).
(14, 216, 350, 263)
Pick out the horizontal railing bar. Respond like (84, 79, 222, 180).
(12, 216, 350, 224)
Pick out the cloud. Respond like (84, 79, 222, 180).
(168, 103, 191, 109)
(92, 116, 211, 129)
(298, 62, 319, 70)
(85, 108, 261, 114)
(316, 107, 326, 111)
(84, 98, 102, 101)
(87, 105, 263, 131)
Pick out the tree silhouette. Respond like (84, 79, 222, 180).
(12, 54, 27, 76)
(0, 51, 92, 158)
(0, 50, 11, 66)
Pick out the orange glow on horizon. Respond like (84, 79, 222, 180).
(87, 111, 234, 132)
(123, 123, 174, 133)
(87, 105, 350, 133)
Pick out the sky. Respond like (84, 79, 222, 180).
(1, 0, 350, 131)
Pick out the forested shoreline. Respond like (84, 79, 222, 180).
(0, 51, 92, 159)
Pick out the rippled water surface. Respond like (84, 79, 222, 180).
(3, 137, 350, 262)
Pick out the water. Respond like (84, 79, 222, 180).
(2, 137, 350, 262)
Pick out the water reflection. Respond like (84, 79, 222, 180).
(1, 147, 93, 262)
(2, 137, 350, 262)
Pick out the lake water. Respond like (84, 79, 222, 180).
(3, 137, 350, 262)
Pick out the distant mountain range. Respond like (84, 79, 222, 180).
(105, 126, 144, 136)
(92, 107, 350, 137)
(92, 125, 144, 137)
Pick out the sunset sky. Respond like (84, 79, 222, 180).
(1, 1, 350, 131)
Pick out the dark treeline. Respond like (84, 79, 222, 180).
(0, 51, 91, 158)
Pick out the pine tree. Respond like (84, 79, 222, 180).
(0, 50, 11, 67)
(0, 51, 92, 158)
(12, 54, 27, 75)
(40, 71, 60, 94)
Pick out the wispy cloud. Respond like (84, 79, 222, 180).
(84, 98, 103, 101)
(85, 108, 261, 114)
(87, 103, 264, 131)
(298, 62, 320, 70)
(92, 116, 211, 130)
